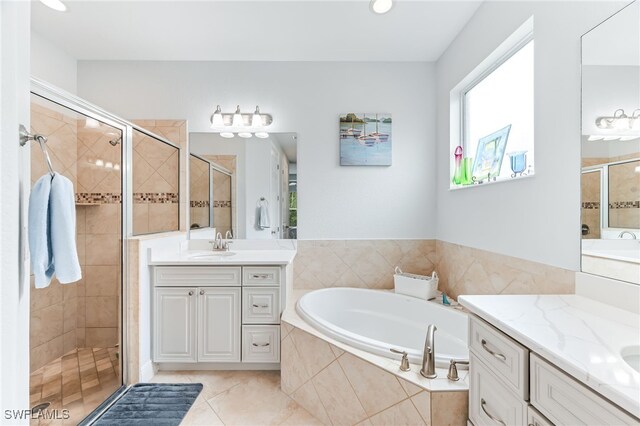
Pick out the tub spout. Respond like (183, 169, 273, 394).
(420, 324, 437, 379)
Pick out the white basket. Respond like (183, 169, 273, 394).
(393, 267, 439, 300)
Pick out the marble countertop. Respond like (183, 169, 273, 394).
(459, 294, 640, 418)
(149, 249, 297, 266)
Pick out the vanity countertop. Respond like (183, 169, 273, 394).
(149, 249, 297, 266)
(459, 294, 640, 418)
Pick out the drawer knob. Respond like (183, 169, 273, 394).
(251, 274, 271, 279)
(481, 339, 507, 361)
(200, 290, 205, 295)
(480, 398, 506, 426)
(252, 303, 269, 308)
(188, 291, 194, 296)
(252, 342, 270, 347)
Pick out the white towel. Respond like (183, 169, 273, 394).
(259, 204, 271, 230)
(50, 173, 82, 284)
(29, 174, 54, 288)
(28, 173, 82, 288)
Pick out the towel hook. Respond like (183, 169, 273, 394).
(19, 125, 55, 177)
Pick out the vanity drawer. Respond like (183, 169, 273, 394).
(469, 354, 527, 426)
(243, 266, 281, 286)
(528, 405, 553, 426)
(242, 287, 280, 324)
(242, 325, 280, 363)
(154, 266, 241, 287)
(469, 315, 529, 399)
(530, 354, 637, 425)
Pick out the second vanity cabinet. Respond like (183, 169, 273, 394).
(468, 315, 638, 426)
(153, 265, 283, 366)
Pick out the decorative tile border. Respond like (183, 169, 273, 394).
(133, 193, 178, 204)
(609, 201, 639, 209)
(582, 201, 639, 209)
(190, 200, 210, 208)
(581, 201, 600, 209)
(76, 193, 122, 204)
(213, 200, 232, 208)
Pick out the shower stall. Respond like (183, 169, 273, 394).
(26, 79, 181, 423)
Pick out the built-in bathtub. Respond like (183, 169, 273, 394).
(296, 287, 469, 367)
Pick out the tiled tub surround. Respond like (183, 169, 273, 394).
(293, 240, 575, 298)
(281, 299, 468, 426)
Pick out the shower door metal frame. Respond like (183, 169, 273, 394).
(30, 77, 133, 387)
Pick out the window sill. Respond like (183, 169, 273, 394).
(448, 172, 535, 191)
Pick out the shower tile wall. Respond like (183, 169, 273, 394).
(76, 121, 122, 349)
(581, 171, 601, 239)
(189, 157, 210, 229)
(30, 102, 79, 371)
(131, 120, 187, 234)
(205, 155, 236, 235)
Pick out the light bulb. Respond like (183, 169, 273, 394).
(587, 135, 604, 141)
(238, 132, 253, 138)
(613, 116, 630, 130)
(252, 106, 262, 128)
(603, 136, 619, 141)
(255, 132, 269, 139)
(210, 105, 224, 128)
(371, 0, 393, 14)
(232, 105, 244, 127)
(105, 162, 113, 169)
(39, 0, 66, 12)
(95, 159, 104, 167)
(114, 164, 121, 171)
(220, 132, 235, 139)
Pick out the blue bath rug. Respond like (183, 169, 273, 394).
(92, 383, 203, 425)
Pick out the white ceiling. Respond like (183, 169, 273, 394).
(31, 0, 483, 62)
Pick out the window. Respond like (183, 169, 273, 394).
(451, 25, 534, 188)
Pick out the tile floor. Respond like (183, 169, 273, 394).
(29, 347, 120, 425)
(149, 370, 323, 426)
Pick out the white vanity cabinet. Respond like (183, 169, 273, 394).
(468, 315, 638, 426)
(152, 265, 285, 367)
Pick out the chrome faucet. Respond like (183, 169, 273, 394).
(618, 230, 637, 240)
(420, 324, 437, 379)
(225, 230, 233, 240)
(209, 232, 232, 251)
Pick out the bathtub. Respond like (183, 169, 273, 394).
(296, 288, 469, 368)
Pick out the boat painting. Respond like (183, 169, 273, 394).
(340, 113, 392, 166)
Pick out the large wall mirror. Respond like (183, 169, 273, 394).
(189, 132, 297, 239)
(581, 0, 639, 284)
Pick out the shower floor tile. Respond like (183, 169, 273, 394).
(29, 347, 119, 425)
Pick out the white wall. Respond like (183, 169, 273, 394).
(1, 1, 30, 421)
(31, 31, 77, 94)
(435, 1, 627, 271)
(77, 61, 437, 240)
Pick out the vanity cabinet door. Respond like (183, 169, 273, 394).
(198, 287, 241, 362)
(154, 287, 197, 362)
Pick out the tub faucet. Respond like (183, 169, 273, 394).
(420, 324, 437, 379)
(618, 230, 637, 239)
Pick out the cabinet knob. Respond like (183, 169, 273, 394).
(188, 291, 194, 296)
(200, 290, 205, 295)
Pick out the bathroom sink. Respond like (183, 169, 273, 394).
(621, 345, 640, 373)
(188, 252, 237, 259)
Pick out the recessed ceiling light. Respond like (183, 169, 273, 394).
(39, 0, 67, 12)
(370, 0, 393, 14)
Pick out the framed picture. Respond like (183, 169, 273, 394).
(339, 113, 392, 166)
(471, 124, 512, 181)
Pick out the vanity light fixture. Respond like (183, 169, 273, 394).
(39, 0, 67, 12)
(370, 0, 393, 14)
(596, 108, 640, 130)
(209, 105, 273, 138)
